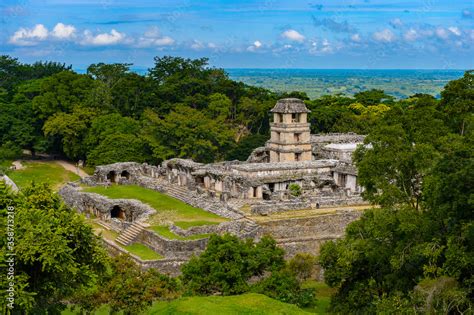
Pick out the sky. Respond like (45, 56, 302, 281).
(1, 0, 473, 69)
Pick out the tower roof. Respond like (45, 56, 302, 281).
(270, 98, 311, 113)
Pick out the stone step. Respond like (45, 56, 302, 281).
(115, 222, 146, 246)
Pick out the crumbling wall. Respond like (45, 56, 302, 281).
(257, 209, 363, 257)
(59, 183, 155, 222)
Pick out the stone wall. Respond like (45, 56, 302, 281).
(256, 209, 363, 257)
(59, 183, 155, 223)
(101, 238, 187, 276)
(251, 195, 366, 215)
(169, 219, 261, 239)
(138, 229, 208, 259)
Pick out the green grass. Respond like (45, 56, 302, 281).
(301, 281, 336, 314)
(124, 243, 163, 260)
(148, 293, 312, 314)
(87, 221, 119, 240)
(83, 185, 228, 226)
(174, 220, 220, 229)
(151, 225, 210, 240)
(63, 294, 313, 314)
(8, 161, 80, 190)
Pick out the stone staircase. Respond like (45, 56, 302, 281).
(115, 221, 146, 246)
(239, 217, 261, 237)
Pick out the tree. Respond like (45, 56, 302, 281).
(320, 92, 473, 314)
(181, 234, 285, 296)
(439, 70, 474, 136)
(142, 106, 236, 163)
(43, 105, 99, 160)
(251, 270, 316, 308)
(87, 134, 148, 166)
(0, 182, 109, 313)
(287, 253, 318, 281)
(354, 97, 447, 209)
(207, 93, 232, 120)
(74, 255, 179, 315)
(32, 71, 94, 120)
(354, 89, 394, 106)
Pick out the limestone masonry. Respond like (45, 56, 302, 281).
(59, 98, 369, 275)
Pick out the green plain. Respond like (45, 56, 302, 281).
(150, 225, 210, 240)
(8, 161, 80, 190)
(83, 185, 228, 226)
(148, 293, 312, 314)
(124, 243, 163, 260)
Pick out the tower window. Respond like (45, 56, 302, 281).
(291, 113, 300, 123)
(295, 152, 302, 161)
(294, 133, 301, 142)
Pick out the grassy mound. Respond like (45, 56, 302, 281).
(83, 185, 228, 226)
(124, 243, 163, 260)
(148, 293, 312, 314)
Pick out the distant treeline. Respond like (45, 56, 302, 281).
(0, 55, 471, 167)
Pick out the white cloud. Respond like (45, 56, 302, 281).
(51, 23, 76, 39)
(389, 18, 403, 28)
(190, 40, 205, 50)
(373, 29, 395, 42)
(435, 27, 449, 40)
(351, 33, 361, 42)
(137, 27, 175, 47)
(281, 29, 305, 42)
(9, 24, 48, 46)
(404, 28, 418, 41)
(247, 40, 263, 51)
(81, 29, 126, 46)
(448, 26, 461, 36)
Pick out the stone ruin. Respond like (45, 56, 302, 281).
(59, 98, 369, 275)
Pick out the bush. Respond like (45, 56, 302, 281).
(287, 253, 318, 281)
(0, 141, 22, 160)
(181, 234, 285, 296)
(251, 270, 316, 308)
(289, 183, 301, 197)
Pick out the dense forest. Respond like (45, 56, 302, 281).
(2, 55, 462, 167)
(0, 55, 472, 314)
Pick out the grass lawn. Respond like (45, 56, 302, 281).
(174, 220, 220, 229)
(8, 161, 80, 190)
(302, 281, 336, 314)
(151, 225, 210, 240)
(87, 221, 119, 240)
(124, 243, 163, 260)
(149, 293, 312, 314)
(83, 185, 228, 226)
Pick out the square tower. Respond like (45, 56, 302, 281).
(267, 98, 312, 162)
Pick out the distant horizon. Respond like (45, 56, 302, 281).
(71, 66, 468, 73)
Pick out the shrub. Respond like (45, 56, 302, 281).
(289, 183, 302, 197)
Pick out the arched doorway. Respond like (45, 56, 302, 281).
(110, 205, 125, 220)
(121, 170, 130, 180)
(106, 171, 117, 183)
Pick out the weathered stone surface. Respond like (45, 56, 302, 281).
(169, 219, 261, 239)
(270, 98, 311, 113)
(102, 238, 187, 276)
(1, 175, 19, 192)
(59, 184, 155, 222)
(257, 209, 363, 257)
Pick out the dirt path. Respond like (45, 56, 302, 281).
(55, 160, 89, 178)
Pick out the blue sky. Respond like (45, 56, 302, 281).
(1, 0, 473, 69)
